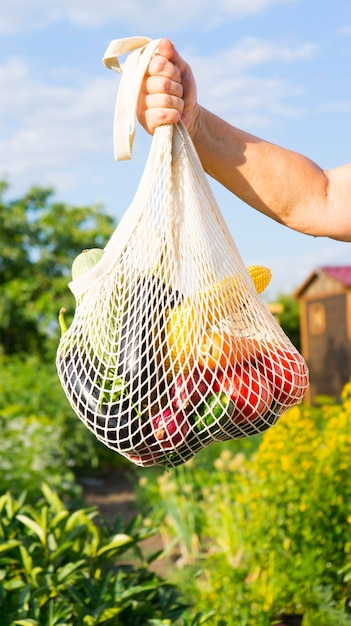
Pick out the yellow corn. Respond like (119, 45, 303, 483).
(247, 265, 272, 294)
(165, 303, 196, 376)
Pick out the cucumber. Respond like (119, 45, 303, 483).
(193, 392, 235, 433)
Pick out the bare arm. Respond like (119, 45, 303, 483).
(191, 106, 351, 241)
(137, 39, 351, 242)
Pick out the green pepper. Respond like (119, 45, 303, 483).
(193, 393, 234, 433)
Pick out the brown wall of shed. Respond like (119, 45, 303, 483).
(303, 293, 351, 401)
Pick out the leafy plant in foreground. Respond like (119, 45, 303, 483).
(0, 484, 212, 625)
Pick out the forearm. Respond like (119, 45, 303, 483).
(190, 106, 348, 240)
(137, 38, 351, 242)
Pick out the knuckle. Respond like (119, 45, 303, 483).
(149, 54, 168, 75)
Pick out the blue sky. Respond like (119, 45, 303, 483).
(1, 0, 351, 299)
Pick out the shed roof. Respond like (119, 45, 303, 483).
(294, 265, 351, 298)
(320, 265, 351, 286)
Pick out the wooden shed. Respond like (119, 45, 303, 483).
(294, 266, 351, 403)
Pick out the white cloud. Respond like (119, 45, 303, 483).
(0, 33, 313, 208)
(1, 1, 58, 35)
(0, 54, 118, 197)
(202, 75, 305, 129)
(225, 37, 317, 69)
(187, 38, 313, 127)
(190, 37, 316, 78)
(1, 0, 296, 35)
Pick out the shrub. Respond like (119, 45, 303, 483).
(0, 484, 213, 625)
(0, 411, 78, 499)
(137, 382, 351, 624)
(0, 354, 129, 476)
(0, 355, 100, 472)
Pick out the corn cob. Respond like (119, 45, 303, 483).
(247, 265, 272, 294)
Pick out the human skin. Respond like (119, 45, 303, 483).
(137, 38, 351, 242)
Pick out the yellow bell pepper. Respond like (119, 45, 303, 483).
(166, 266, 271, 375)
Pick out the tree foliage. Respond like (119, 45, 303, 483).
(0, 181, 115, 357)
(274, 292, 301, 351)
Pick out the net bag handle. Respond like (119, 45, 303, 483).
(70, 35, 238, 301)
(102, 36, 161, 161)
(69, 37, 172, 301)
(72, 36, 229, 301)
(101, 36, 212, 195)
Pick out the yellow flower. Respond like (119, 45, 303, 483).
(280, 455, 291, 472)
(283, 537, 291, 550)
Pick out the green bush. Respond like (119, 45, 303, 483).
(0, 354, 130, 476)
(137, 383, 351, 625)
(0, 355, 100, 471)
(0, 411, 78, 499)
(0, 484, 213, 626)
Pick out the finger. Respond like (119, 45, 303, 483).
(144, 107, 182, 132)
(147, 54, 181, 83)
(145, 75, 183, 98)
(157, 38, 181, 65)
(144, 92, 184, 114)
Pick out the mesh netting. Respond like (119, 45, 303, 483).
(56, 118, 309, 468)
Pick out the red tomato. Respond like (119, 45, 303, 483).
(215, 362, 273, 423)
(258, 346, 309, 406)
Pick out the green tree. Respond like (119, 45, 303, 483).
(273, 292, 301, 351)
(0, 181, 115, 358)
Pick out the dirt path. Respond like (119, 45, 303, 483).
(80, 470, 169, 576)
(80, 472, 298, 626)
(81, 471, 138, 526)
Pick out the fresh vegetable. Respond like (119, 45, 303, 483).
(199, 267, 272, 314)
(170, 367, 213, 413)
(106, 412, 143, 451)
(258, 346, 309, 406)
(151, 406, 190, 450)
(165, 301, 196, 375)
(117, 275, 176, 410)
(197, 265, 272, 315)
(246, 265, 272, 294)
(58, 347, 100, 417)
(198, 327, 274, 373)
(58, 307, 68, 336)
(198, 330, 233, 370)
(57, 346, 142, 450)
(193, 392, 234, 432)
(71, 248, 104, 280)
(215, 362, 273, 423)
(166, 266, 271, 375)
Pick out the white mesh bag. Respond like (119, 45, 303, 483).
(56, 37, 309, 468)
